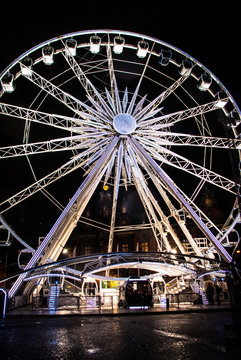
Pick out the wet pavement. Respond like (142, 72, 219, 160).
(0, 311, 240, 359)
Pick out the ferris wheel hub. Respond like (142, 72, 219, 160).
(113, 113, 137, 135)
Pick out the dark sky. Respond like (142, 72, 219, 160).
(1, 3, 240, 107)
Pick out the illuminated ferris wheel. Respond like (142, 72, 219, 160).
(0, 30, 240, 297)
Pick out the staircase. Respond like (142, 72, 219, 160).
(48, 285, 60, 311)
(166, 277, 189, 294)
(191, 283, 209, 305)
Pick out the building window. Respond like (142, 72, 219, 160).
(121, 243, 129, 252)
(84, 245, 92, 255)
(140, 241, 148, 252)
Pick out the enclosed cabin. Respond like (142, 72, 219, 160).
(90, 35, 101, 54)
(118, 278, 153, 308)
(1, 73, 15, 93)
(42, 45, 54, 65)
(65, 38, 77, 57)
(113, 36, 125, 54)
(215, 90, 229, 109)
(136, 40, 149, 58)
(20, 57, 33, 77)
(197, 73, 212, 91)
(179, 59, 193, 76)
(81, 278, 98, 296)
(158, 49, 172, 66)
(228, 109, 241, 127)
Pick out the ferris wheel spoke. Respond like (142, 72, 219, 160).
(137, 131, 241, 149)
(0, 102, 86, 132)
(141, 169, 211, 257)
(136, 98, 229, 129)
(21, 66, 112, 124)
(0, 160, 80, 214)
(61, 43, 115, 120)
(106, 38, 115, 99)
(85, 96, 113, 125)
(137, 137, 237, 193)
(150, 168, 222, 235)
(132, 94, 147, 116)
(61, 41, 95, 98)
(161, 147, 237, 193)
(103, 150, 117, 188)
(129, 152, 169, 252)
(106, 39, 132, 114)
(136, 151, 222, 236)
(136, 154, 222, 257)
(129, 137, 232, 262)
(134, 72, 192, 122)
(126, 42, 154, 115)
(178, 185, 223, 235)
(22, 67, 83, 114)
(142, 174, 187, 255)
(0, 133, 108, 159)
(162, 151, 237, 194)
(0, 137, 112, 214)
(113, 77, 122, 113)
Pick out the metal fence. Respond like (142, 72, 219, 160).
(5, 289, 231, 316)
(31, 294, 119, 312)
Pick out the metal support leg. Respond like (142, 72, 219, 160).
(8, 137, 119, 298)
(0, 288, 7, 318)
(129, 138, 232, 263)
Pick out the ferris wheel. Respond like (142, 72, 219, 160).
(0, 30, 240, 297)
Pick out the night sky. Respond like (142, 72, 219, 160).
(1, 3, 240, 108)
(0, 3, 240, 266)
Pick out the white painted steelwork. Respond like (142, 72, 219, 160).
(0, 30, 239, 298)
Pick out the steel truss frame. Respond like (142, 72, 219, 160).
(2, 252, 229, 288)
(0, 30, 239, 299)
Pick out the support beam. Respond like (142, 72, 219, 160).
(128, 144, 171, 252)
(136, 98, 229, 129)
(0, 288, 7, 318)
(138, 139, 236, 194)
(8, 136, 119, 298)
(129, 137, 232, 263)
(134, 73, 192, 122)
(107, 141, 124, 253)
(0, 138, 110, 214)
(135, 131, 241, 149)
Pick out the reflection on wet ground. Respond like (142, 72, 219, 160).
(0, 311, 240, 359)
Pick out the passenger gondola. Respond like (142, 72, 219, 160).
(118, 278, 153, 308)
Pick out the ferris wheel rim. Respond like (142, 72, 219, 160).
(0, 28, 240, 115)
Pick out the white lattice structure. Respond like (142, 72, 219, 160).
(0, 30, 240, 298)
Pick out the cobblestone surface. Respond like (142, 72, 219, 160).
(0, 311, 240, 359)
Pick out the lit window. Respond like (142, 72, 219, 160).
(205, 197, 212, 206)
(140, 241, 148, 252)
(122, 243, 128, 252)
